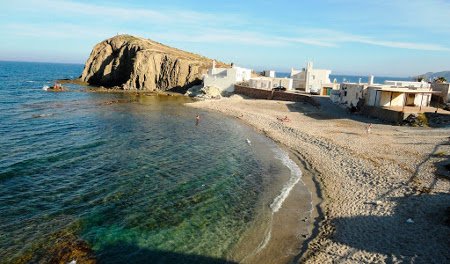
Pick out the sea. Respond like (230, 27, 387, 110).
(0, 61, 309, 263)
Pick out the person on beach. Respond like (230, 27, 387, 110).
(366, 123, 372, 134)
(196, 114, 200, 126)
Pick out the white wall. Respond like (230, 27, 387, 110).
(290, 64, 331, 92)
(264, 70, 275, 78)
(249, 77, 293, 90)
(340, 83, 366, 107)
(384, 80, 430, 88)
(204, 66, 252, 93)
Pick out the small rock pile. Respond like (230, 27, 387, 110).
(185, 85, 222, 99)
(402, 113, 428, 127)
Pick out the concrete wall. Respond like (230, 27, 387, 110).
(234, 85, 319, 106)
(431, 83, 450, 103)
(362, 106, 405, 123)
(379, 91, 393, 106)
(413, 93, 431, 107)
(384, 80, 430, 88)
(249, 77, 293, 90)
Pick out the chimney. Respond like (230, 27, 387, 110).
(368, 75, 374, 85)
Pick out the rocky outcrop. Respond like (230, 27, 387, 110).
(80, 35, 228, 91)
(185, 85, 222, 99)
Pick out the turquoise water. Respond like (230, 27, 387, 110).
(0, 61, 298, 263)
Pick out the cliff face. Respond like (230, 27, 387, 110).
(80, 35, 227, 91)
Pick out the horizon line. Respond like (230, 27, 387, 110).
(0, 59, 436, 78)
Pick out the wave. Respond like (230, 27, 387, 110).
(42, 85, 49, 91)
(246, 147, 303, 257)
(270, 148, 302, 213)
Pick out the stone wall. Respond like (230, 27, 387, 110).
(234, 85, 319, 106)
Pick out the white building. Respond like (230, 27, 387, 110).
(366, 86, 433, 109)
(263, 70, 275, 78)
(249, 76, 293, 90)
(203, 61, 252, 93)
(335, 76, 434, 110)
(290, 62, 332, 93)
(337, 83, 369, 108)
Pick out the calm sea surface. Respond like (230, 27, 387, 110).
(0, 61, 303, 263)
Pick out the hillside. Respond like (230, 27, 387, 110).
(80, 35, 229, 91)
(417, 71, 450, 81)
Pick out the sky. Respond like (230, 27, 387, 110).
(0, 0, 449, 76)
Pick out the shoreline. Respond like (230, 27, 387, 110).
(186, 96, 450, 263)
(187, 98, 325, 263)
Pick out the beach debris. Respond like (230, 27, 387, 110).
(246, 139, 251, 145)
(365, 200, 383, 206)
(406, 218, 414, 224)
(277, 116, 290, 122)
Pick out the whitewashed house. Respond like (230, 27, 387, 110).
(290, 62, 332, 93)
(366, 86, 433, 108)
(203, 61, 251, 93)
(263, 70, 275, 78)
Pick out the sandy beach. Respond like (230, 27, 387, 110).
(187, 96, 450, 263)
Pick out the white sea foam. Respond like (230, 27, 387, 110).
(42, 85, 49, 91)
(246, 147, 303, 258)
(269, 148, 302, 213)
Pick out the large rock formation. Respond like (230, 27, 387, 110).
(80, 35, 228, 91)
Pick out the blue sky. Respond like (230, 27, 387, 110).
(1, 0, 449, 76)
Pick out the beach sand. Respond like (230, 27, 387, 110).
(187, 96, 450, 263)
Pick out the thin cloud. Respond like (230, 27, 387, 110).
(21, 0, 244, 26)
(4, 0, 449, 51)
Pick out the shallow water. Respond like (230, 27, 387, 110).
(0, 61, 308, 263)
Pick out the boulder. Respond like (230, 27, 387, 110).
(185, 85, 222, 99)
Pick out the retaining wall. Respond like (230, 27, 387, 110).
(234, 85, 319, 106)
(361, 106, 405, 123)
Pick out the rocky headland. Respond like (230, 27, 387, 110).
(80, 34, 228, 92)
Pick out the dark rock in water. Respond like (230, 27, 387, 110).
(13, 231, 96, 264)
(80, 34, 229, 92)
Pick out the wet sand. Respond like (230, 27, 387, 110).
(187, 96, 450, 263)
